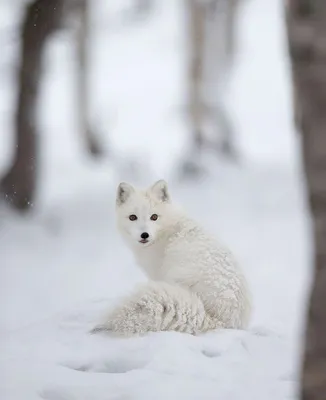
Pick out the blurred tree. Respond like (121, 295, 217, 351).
(181, 0, 240, 177)
(73, 0, 103, 157)
(0, 0, 64, 211)
(0, 0, 105, 212)
(286, 1, 326, 398)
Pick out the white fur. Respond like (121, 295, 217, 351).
(94, 180, 251, 336)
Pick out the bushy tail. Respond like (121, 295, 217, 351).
(93, 281, 220, 336)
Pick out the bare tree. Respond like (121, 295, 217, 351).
(286, 1, 326, 398)
(0, 0, 64, 211)
(73, 0, 103, 157)
(181, 0, 240, 177)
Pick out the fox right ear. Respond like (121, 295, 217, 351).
(116, 182, 134, 205)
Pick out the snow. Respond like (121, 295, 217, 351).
(0, 0, 312, 399)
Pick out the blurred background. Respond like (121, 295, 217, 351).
(0, 0, 313, 389)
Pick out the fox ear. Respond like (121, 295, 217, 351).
(149, 179, 170, 202)
(116, 182, 134, 205)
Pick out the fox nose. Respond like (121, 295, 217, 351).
(140, 232, 149, 240)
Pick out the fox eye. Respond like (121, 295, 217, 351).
(129, 214, 137, 221)
(150, 214, 158, 221)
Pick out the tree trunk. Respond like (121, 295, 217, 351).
(75, 0, 103, 157)
(286, 1, 326, 398)
(183, 0, 240, 178)
(187, 0, 206, 148)
(0, 0, 64, 211)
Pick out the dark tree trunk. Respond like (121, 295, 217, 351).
(286, 1, 326, 398)
(0, 0, 64, 211)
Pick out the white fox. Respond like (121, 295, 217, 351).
(93, 180, 251, 336)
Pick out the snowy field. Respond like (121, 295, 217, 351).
(0, 0, 313, 399)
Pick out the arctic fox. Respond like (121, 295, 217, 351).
(94, 180, 251, 336)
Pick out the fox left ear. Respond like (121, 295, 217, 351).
(149, 179, 170, 202)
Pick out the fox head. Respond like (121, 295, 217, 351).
(115, 179, 175, 247)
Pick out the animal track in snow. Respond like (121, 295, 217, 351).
(201, 349, 221, 358)
(62, 356, 148, 374)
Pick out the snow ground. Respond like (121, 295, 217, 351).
(0, 0, 312, 399)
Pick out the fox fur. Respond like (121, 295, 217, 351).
(93, 179, 251, 336)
